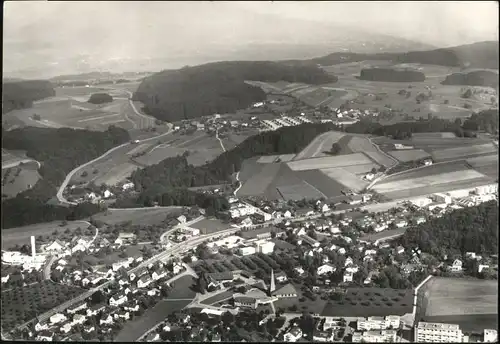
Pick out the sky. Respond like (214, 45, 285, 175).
(3, 1, 498, 78)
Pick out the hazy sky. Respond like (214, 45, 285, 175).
(3, 1, 498, 77)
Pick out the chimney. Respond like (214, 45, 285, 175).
(31, 236, 36, 259)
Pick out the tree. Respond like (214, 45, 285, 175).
(32, 114, 41, 121)
(222, 311, 235, 326)
(81, 171, 88, 177)
(370, 167, 377, 174)
(461, 89, 473, 98)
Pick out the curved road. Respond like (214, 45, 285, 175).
(56, 93, 172, 205)
(2, 159, 41, 170)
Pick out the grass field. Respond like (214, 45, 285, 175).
(200, 290, 234, 305)
(320, 167, 368, 192)
(294, 131, 346, 160)
(238, 163, 282, 197)
(321, 288, 414, 317)
(92, 207, 183, 226)
(1, 281, 86, 331)
(190, 218, 231, 234)
(412, 132, 457, 139)
(342, 163, 380, 175)
(94, 162, 139, 186)
(377, 160, 472, 183)
(114, 299, 191, 342)
(421, 277, 497, 319)
(277, 181, 326, 201)
(431, 143, 497, 161)
(288, 153, 373, 171)
(466, 154, 499, 179)
(257, 154, 296, 164)
(389, 149, 432, 162)
(296, 169, 348, 200)
(1, 162, 41, 199)
(167, 275, 197, 300)
(347, 137, 397, 168)
(1, 220, 91, 249)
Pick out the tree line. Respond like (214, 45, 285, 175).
(441, 70, 499, 88)
(359, 68, 425, 82)
(1, 126, 130, 228)
(2, 80, 56, 114)
(133, 61, 337, 122)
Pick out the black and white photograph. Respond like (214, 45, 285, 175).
(2, 1, 498, 342)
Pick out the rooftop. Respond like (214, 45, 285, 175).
(418, 322, 460, 331)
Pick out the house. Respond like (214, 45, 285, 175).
(35, 322, 49, 332)
(83, 325, 95, 334)
(45, 239, 66, 252)
(172, 262, 184, 274)
(313, 330, 334, 342)
(345, 257, 354, 267)
(300, 235, 320, 248)
(129, 268, 147, 281)
(36, 330, 54, 341)
(212, 334, 222, 342)
(478, 264, 490, 273)
(284, 327, 303, 342)
(484, 329, 498, 343)
(240, 246, 256, 256)
(275, 271, 288, 283)
(124, 304, 140, 313)
(283, 210, 292, 218)
(72, 314, 86, 325)
(114, 311, 130, 320)
(100, 314, 114, 325)
(67, 302, 87, 315)
(114, 233, 137, 246)
(109, 292, 128, 306)
(49, 313, 67, 325)
(147, 288, 160, 296)
(122, 182, 134, 191)
(395, 246, 405, 255)
(177, 215, 187, 224)
(1, 275, 10, 284)
(87, 303, 106, 317)
(152, 268, 167, 281)
(349, 195, 363, 205)
(338, 247, 346, 255)
(239, 217, 253, 228)
(112, 258, 132, 271)
(317, 264, 336, 276)
(273, 283, 298, 298)
(295, 267, 305, 276)
(353, 330, 397, 343)
(343, 271, 354, 283)
(449, 259, 463, 273)
(103, 189, 114, 199)
(137, 275, 153, 288)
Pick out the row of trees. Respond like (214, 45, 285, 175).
(359, 68, 425, 82)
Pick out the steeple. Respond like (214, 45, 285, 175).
(269, 269, 276, 294)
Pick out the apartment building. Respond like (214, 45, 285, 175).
(415, 322, 463, 343)
(357, 316, 401, 331)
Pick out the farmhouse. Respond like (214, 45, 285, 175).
(50, 313, 67, 325)
(109, 292, 128, 306)
(284, 327, 303, 342)
(137, 275, 153, 288)
(449, 259, 463, 273)
(122, 182, 134, 191)
(317, 264, 336, 276)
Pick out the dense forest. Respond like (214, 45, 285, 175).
(289, 41, 499, 70)
(359, 68, 425, 82)
(1, 126, 130, 228)
(88, 93, 113, 104)
(133, 61, 336, 122)
(122, 122, 342, 208)
(346, 109, 499, 138)
(400, 201, 498, 257)
(441, 70, 499, 88)
(2, 80, 56, 114)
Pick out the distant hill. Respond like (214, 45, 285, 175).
(290, 41, 499, 70)
(2, 80, 55, 114)
(441, 70, 499, 88)
(359, 68, 426, 82)
(134, 61, 336, 122)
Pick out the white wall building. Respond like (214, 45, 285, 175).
(358, 316, 400, 331)
(415, 322, 463, 343)
(432, 193, 452, 204)
(484, 329, 498, 343)
(256, 241, 275, 254)
(240, 246, 256, 256)
(353, 330, 397, 343)
(410, 197, 433, 208)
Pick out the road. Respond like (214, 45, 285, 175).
(159, 215, 205, 243)
(215, 129, 227, 153)
(233, 171, 242, 196)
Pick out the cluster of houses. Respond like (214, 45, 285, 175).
(172, 113, 259, 135)
(260, 115, 312, 131)
(67, 181, 135, 205)
(33, 260, 186, 341)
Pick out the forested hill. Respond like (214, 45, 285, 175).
(2, 126, 130, 229)
(441, 70, 499, 88)
(121, 122, 342, 208)
(2, 80, 56, 114)
(133, 61, 336, 122)
(291, 41, 499, 69)
(400, 200, 498, 257)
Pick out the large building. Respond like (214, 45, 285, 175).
(415, 322, 463, 343)
(352, 330, 397, 342)
(357, 316, 401, 331)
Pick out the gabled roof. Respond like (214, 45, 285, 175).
(272, 283, 297, 296)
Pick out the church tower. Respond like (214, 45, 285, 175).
(269, 269, 276, 294)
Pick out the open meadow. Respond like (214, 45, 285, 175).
(431, 143, 498, 162)
(1, 161, 41, 199)
(190, 218, 231, 234)
(92, 207, 183, 226)
(388, 149, 431, 162)
(293, 131, 346, 160)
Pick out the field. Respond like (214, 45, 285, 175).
(466, 154, 499, 179)
(94, 162, 139, 186)
(1, 149, 32, 166)
(321, 288, 414, 317)
(92, 207, 183, 226)
(114, 299, 191, 342)
(431, 143, 497, 162)
(389, 149, 432, 162)
(294, 131, 346, 160)
(371, 160, 494, 199)
(200, 290, 234, 305)
(1, 162, 41, 199)
(1, 281, 86, 331)
(419, 277, 498, 332)
(296, 169, 348, 200)
(287, 153, 373, 171)
(1, 220, 91, 249)
(190, 218, 231, 234)
(256, 154, 296, 164)
(320, 168, 369, 192)
(412, 132, 457, 139)
(133, 132, 225, 167)
(277, 181, 326, 201)
(237, 163, 282, 198)
(347, 137, 397, 168)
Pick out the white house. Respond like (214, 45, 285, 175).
(284, 327, 303, 342)
(67, 302, 87, 315)
(295, 267, 305, 276)
(45, 240, 66, 252)
(137, 275, 153, 288)
(275, 271, 288, 283)
(345, 257, 354, 267)
(240, 246, 256, 256)
(100, 314, 114, 325)
(172, 262, 184, 274)
(122, 182, 134, 191)
(103, 190, 114, 199)
(109, 293, 128, 307)
(177, 215, 187, 224)
(60, 323, 73, 334)
(72, 314, 86, 325)
(49, 313, 67, 325)
(112, 259, 131, 271)
(338, 247, 347, 255)
(450, 259, 463, 273)
(152, 268, 167, 281)
(343, 271, 354, 283)
(317, 264, 336, 276)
